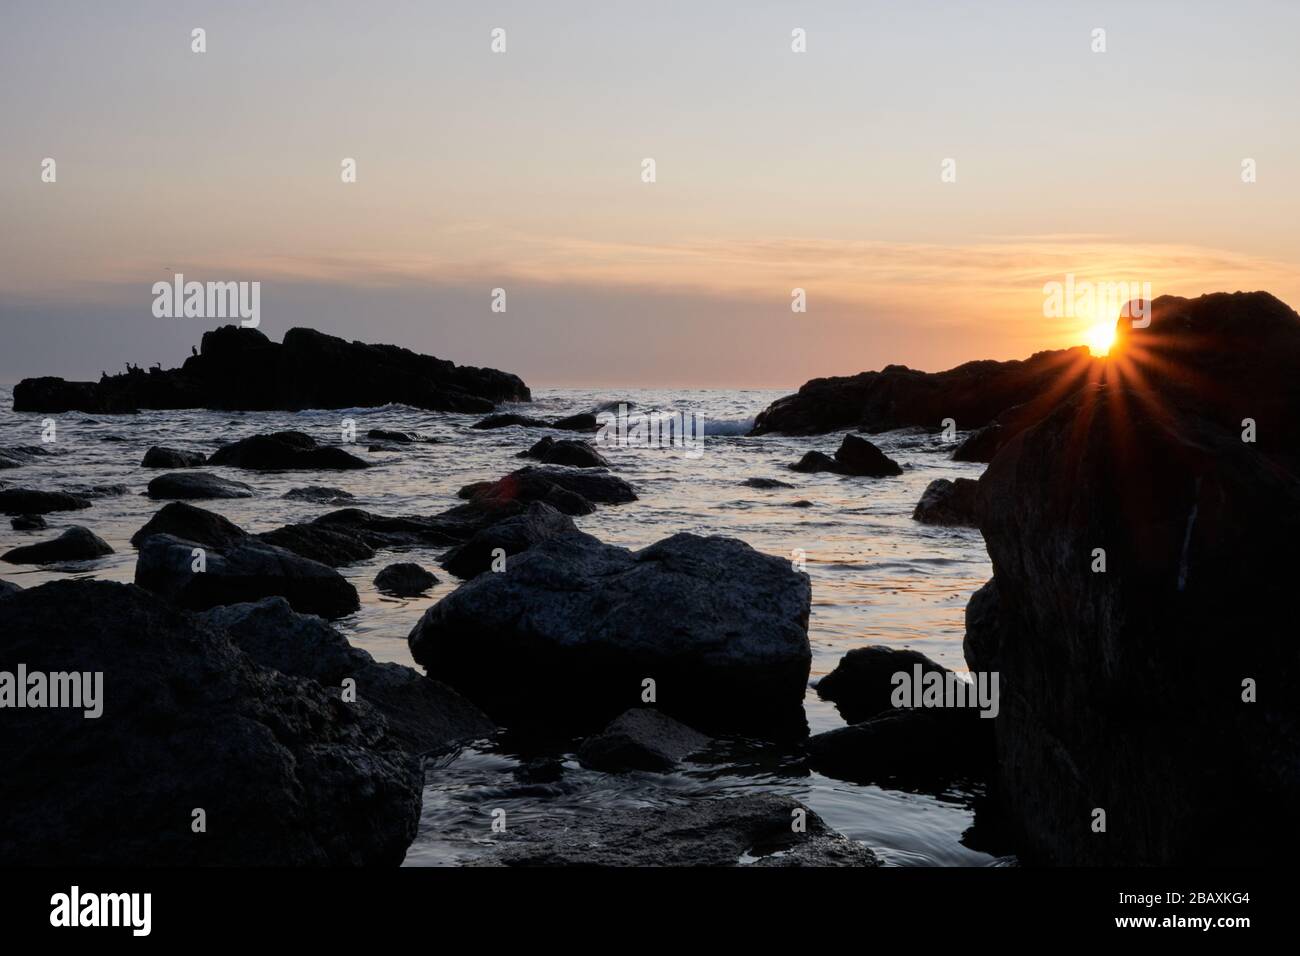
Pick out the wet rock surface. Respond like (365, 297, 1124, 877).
(577, 708, 712, 772)
(410, 531, 812, 735)
(495, 794, 879, 867)
(374, 562, 438, 595)
(912, 477, 981, 527)
(146, 471, 254, 500)
(0, 488, 92, 515)
(2, 525, 113, 564)
(208, 431, 368, 471)
(791, 434, 902, 477)
(0, 581, 422, 865)
(142, 445, 206, 468)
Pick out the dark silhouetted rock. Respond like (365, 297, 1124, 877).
(807, 708, 993, 784)
(374, 562, 438, 595)
(10, 514, 46, 531)
(367, 429, 440, 444)
(912, 477, 981, 528)
(256, 522, 376, 567)
(2, 526, 113, 565)
(790, 434, 902, 477)
(741, 477, 794, 489)
(208, 431, 368, 471)
(577, 708, 711, 772)
(0, 580, 421, 865)
(0, 489, 92, 515)
(439, 502, 579, 579)
(147, 472, 254, 500)
(518, 436, 610, 468)
(284, 485, 355, 504)
(751, 346, 1098, 436)
(551, 413, 598, 432)
(472, 413, 551, 430)
(973, 377, 1300, 865)
(0, 580, 20, 599)
(952, 423, 1002, 463)
(198, 597, 492, 754)
(142, 446, 206, 468)
(13, 325, 529, 414)
(498, 794, 878, 867)
(816, 646, 950, 725)
(409, 532, 811, 734)
(458, 466, 635, 513)
(136, 533, 359, 619)
(130, 501, 249, 550)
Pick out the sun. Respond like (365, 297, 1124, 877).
(1086, 321, 1117, 356)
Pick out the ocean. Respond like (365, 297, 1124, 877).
(0, 385, 1000, 866)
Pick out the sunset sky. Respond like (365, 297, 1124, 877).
(3, 0, 1299, 387)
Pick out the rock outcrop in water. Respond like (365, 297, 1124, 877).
(577, 708, 711, 773)
(12, 325, 530, 414)
(147, 472, 254, 500)
(517, 436, 610, 469)
(457, 466, 636, 516)
(912, 477, 981, 527)
(373, 562, 438, 596)
(752, 346, 1097, 436)
(0, 580, 422, 865)
(969, 291, 1300, 865)
(208, 431, 369, 471)
(409, 531, 812, 735)
(790, 434, 902, 477)
(136, 532, 360, 619)
(142, 446, 206, 468)
(2, 526, 113, 564)
(438, 501, 579, 579)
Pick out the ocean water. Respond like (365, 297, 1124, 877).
(0, 385, 1001, 866)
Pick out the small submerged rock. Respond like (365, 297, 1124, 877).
(284, 485, 355, 504)
(458, 466, 636, 515)
(208, 431, 369, 471)
(577, 708, 711, 773)
(2, 526, 114, 565)
(374, 562, 438, 596)
(741, 477, 794, 489)
(496, 793, 878, 867)
(142, 446, 206, 468)
(146, 472, 254, 500)
(791, 434, 902, 477)
(10, 514, 47, 531)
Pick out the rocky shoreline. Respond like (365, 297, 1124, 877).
(3, 291, 1297, 867)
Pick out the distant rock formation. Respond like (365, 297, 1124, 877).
(13, 325, 530, 414)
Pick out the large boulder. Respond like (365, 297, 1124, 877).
(972, 381, 1300, 865)
(135, 533, 360, 619)
(0, 581, 422, 865)
(2, 526, 113, 564)
(142, 446, 206, 468)
(208, 431, 368, 471)
(198, 597, 492, 754)
(0, 489, 91, 515)
(497, 794, 878, 867)
(409, 532, 812, 734)
(438, 501, 579, 579)
(912, 477, 981, 527)
(13, 325, 529, 413)
(146, 472, 254, 500)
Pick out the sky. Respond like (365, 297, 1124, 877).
(2, 0, 1299, 387)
